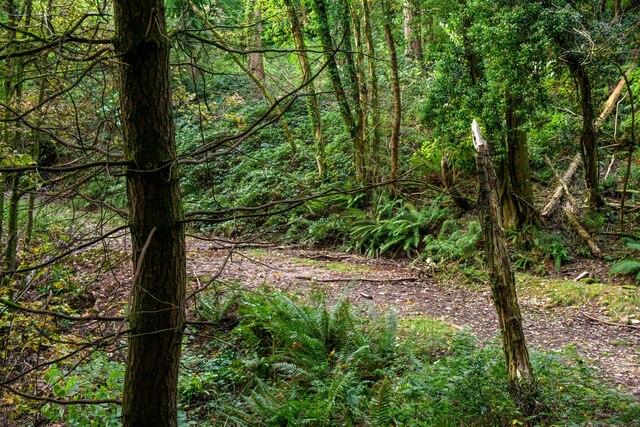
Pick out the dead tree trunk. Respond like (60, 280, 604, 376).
(472, 120, 539, 416)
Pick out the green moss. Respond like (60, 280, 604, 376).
(518, 275, 640, 320)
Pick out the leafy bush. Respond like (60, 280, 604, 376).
(39, 353, 123, 426)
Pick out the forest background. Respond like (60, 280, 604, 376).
(0, 0, 639, 425)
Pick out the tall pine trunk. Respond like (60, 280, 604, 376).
(115, 0, 186, 425)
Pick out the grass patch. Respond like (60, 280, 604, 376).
(518, 275, 640, 320)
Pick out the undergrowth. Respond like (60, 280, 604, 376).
(175, 288, 639, 426)
(17, 286, 640, 426)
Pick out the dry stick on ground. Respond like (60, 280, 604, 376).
(544, 156, 603, 258)
(581, 312, 640, 330)
(294, 275, 418, 283)
(541, 72, 632, 218)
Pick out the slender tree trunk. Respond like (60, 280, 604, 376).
(247, 2, 265, 85)
(403, 0, 423, 62)
(459, 0, 481, 86)
(311, 0, 359, 174)
(565, 57, 604, 209)
(1, 0, 18, 255)
(3, 173, 21, 289)
(340, 0, 366, 184)
(505, 95, 539, 228)
(472, 120, 539, 417)
(361, 0, 382, 180)
(351, 3, 369, 183)
(190, 4, 297, 152)
(114, 0, 186, 425)
(283, 0, 325, 176)
(383, 0, 402, 195)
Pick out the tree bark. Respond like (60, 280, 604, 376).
(311, 0, 359, 176)
(403, 0, 423, 62)
(114, 0, 186, 425)
(383, 0, 402, 195)
(247, 2, 265, 84)
(283, 0, 325, 176)
(505, 95, 539, 228)
(472, 120, 539, 416)
(340, 0, 366, 184)
(361, 0, 382, 179)
(565, 56, 604, 209)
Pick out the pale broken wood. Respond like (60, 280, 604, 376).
(541, 70, 634, 218)
(544, 156, 603, 258)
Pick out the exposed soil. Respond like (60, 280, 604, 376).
(185, 240, 640, 398)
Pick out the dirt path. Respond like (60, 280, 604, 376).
(187, 242, 640, 397)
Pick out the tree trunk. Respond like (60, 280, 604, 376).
(283, 0, 325, 176)
(403, 0, 423, 62)
(311, 0, 358, 171)
(472, 120, 539, 416)
(565, 57, 604, 209)
(247, 2, 265, 85)
(339, 0, 366, 184)
(505, 95, 539, 228)
(114, 0, 186, 425)
(3, 173, 21, 290)
(383, 0, 402, 195)
(441, 153, 472, 210)
(190, 4, 297, 153)
(361, 0, 382, 180)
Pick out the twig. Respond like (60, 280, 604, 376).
(294, 276, 418, 283)
(581, 312, 640, 330)
(1, 384, 121, 405)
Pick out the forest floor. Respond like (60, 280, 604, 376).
(182, 239, 640, 399)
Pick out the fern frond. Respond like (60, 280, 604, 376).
(611, 260, 640, 275)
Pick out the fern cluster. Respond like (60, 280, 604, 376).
(225, 291, 399, 426)
(611, 239, 640, 281)
(423, 220, 482, 262)
(349, 198, 448, 257)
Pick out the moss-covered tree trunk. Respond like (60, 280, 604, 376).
(472, 120, 539, 416)
(311, 0, 359, 180)
(283, 0, 325, 176)
(114, 0, 186, 425)
(566, 57, 603, 209)
(383, 0, 402, 195)
(505, 95, 539, 228)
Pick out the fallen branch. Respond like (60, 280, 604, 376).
(541, 71, 633, 218)
(294, 276, 418, 283)
(544, 156, 603, 258)
(581, 312, 640, 330)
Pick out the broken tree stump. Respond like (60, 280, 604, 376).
(472, 120, 540, 415)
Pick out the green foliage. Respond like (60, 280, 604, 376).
(175, 288, 640, 426)
(611, 239, 640, 281)
(39, 353, 123, 426)
(533, 232, 572, 271)
(423, 219, 482, 262)
(349, 198, 448, 257)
